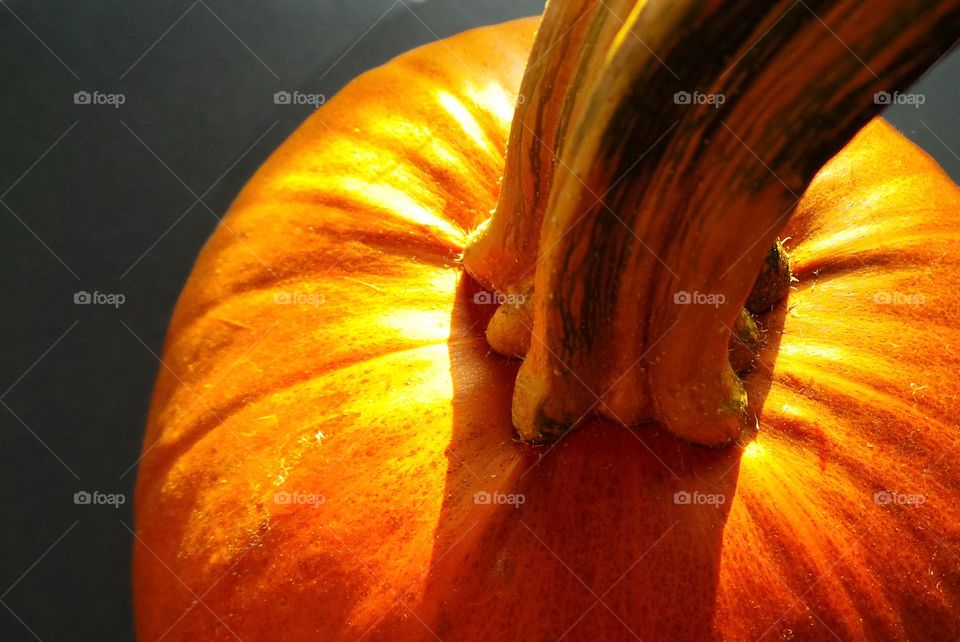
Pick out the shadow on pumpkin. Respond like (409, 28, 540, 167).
(397, 275, 786, 640)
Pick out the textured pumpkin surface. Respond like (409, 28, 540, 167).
(133, 17, 960, 641)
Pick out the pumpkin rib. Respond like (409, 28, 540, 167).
(257, 134, 487, 237)
(137, 337, 472, 498)
(758, 388, 956, 517)
(777, 334, 956, 406)
(227, 37, 522, 223)
(155, 264, 460, 378)
(299, 175, 467, 245)
(726, 507, 887, 640)
(165, 239, 461, 341)
(772, 364, 957, 464)
(273, 132, 500, 234)
(791, 230, 960, 277)
(309, 80, 506, 207)
(231, 35, 523, 210)
(728, 442, 955, 641)
(143, 317, 466, 462)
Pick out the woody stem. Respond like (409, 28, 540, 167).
(464, 0, 960, 445)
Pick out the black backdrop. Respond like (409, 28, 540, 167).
(1, 2, 957, 640)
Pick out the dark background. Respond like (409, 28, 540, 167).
(0, 2, 956, 640)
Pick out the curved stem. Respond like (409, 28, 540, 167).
(467, 0, 960, 445)
(463, 0, 623, 293)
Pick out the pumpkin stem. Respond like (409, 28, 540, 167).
(465, 0, 960, 445)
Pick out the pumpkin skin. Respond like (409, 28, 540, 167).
(132, 15, 960, 642)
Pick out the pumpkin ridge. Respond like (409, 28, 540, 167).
(777, 359, 957, 427)
(140, 337, 479, 487)
(758, 392, 948, 502)
(301, 101, 506, 224)
(792, 228, 960, 269)
(157, 265, 461, 384)
(166, 244, 460, 340)
(278, 189, 465, 246)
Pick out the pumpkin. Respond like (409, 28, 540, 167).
(133, 3, 960, 641)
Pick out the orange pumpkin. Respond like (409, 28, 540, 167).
(133, 7, 960, 642)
